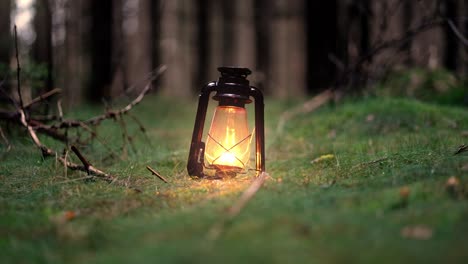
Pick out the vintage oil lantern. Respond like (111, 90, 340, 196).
(187, 67, 265, 178)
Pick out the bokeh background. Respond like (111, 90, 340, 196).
(0, 0, 466, 107)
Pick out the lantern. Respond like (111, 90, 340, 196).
(187, 67, 265, 178)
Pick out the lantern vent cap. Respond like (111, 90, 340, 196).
(218, 67, 252, 79)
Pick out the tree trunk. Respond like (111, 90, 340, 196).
(0, 0, 10, 63)
(62, 0, 90, 107)
(230, 0, 256, 69)
(369, 0, 407, 71)
(89, 0, 113, 101)
(118, 0, 153, 96)
(453, 0, 467, 77)
(267, 0, 306, 98)
(33, 0, 54, 94)
(409, 0, 445, 70)
(253, 0, 269, 91)
(306, 0, 339, 92)
(206, 0, 224, 82)
(0, 0, 11, 82)
(159, 0, 196, 97)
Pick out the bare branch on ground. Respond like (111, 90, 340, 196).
(207, 172, 269, 241)
(146, 165, 169, 183)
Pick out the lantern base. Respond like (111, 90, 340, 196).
(212, 165, 241, 179)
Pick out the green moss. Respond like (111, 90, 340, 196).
(1, 95, 468, 263)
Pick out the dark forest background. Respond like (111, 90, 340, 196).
(0, 0, 466, 107)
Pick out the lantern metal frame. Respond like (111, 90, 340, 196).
(187, 67, 265, 178)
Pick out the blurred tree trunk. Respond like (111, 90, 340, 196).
(254, 0, 270, 91)
(159, 0, 196, 97)
(206, 0, 223, 82)
(63, 0, 90, 107)
(443, 0, 457, 72)
(200, 0, 256, 85)
(456, 0, 468, 76)
(119, 0, 153, 96)
(89, 0, 113, 101)
(110, 0, 126, 96)
(369, 0, 407, 71)
(367, 0, 410, 80)
(306, 1, 339, 91)
(445, 0, 467, 77)
(151, 0, 162, 90)
(33, 0, 54, 94)
(0, 0, 11, 74)
(229, 0, 256, 69)
(409, 0, 445, 70)
(267, 0, 306, 98)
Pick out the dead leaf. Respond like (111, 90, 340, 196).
(399, 186, 410, 200)
(50, 210, 78, 225)
(401, 225, 433, 240)
(366, 114, 375, 122)
(390, 186, 410, 210)
(446, 176, 460, 187)
(64, 210, 77, 221)
(327, 129, 337, 139)
(461, 131, 468, 137)
(446, 176, 461, 199)
(311, 154, 334, 164)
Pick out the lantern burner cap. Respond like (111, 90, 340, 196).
(212, 165, 242, 179)
(218, 67, 252, 78)
(215, 66, 252, 105)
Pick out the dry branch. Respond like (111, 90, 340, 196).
(146, 165, 169, 183)
(207, 172, 269, 241)
(447, 19, 468, 46)
(23, 88, 62, 109)
(352, 156, 389, 170)
(0, 27, 165, 191)
(277, 89, 334, 133)
(0, 126, 11, 152)
(454, 145, 468, 155)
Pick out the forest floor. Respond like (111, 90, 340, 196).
(1, 95, 468, 263)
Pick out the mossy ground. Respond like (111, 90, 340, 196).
(1, 95, 468, 263)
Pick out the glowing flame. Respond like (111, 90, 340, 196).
(205, 106, 251, 171)
(218, 152, 236, 165)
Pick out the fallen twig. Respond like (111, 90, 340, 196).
(57, 99, 63, 121)
(85, 65, 167, 127)
(447, 19, 468, 47)
(7, 25, 144, 192)
(352, 156, 389, 169)
(207, 172, 269, 241)
(454, 144, 468, 155)
(277, 89, 333, 133)
(0, 126, 11, 152)
(71, 145, 91, 174)
(146, 165, 169, 183)
(23, 88, 62, 109)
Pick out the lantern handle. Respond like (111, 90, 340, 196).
(249, 86, 265, 175)
(187, 82, 217, 177)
